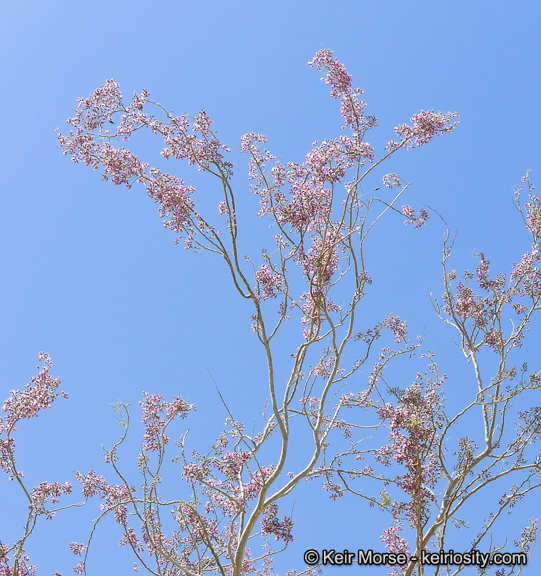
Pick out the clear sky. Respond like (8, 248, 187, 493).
(1, 1, 541, 574)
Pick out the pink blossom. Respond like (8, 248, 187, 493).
(380, 523, 410, 575)
(260, 504, 293, 543)
(139, 392, 194, 452)
(255, 264, 283, 300)
(308, 49, 370, 131)
(386, 109, 459, 151)
(1, 353, 67, 479)
(402, 205, 429, 228)
(387, 315, 408, 344)
(69, 542, 86, 556)
(31, 481, 73, 518)
(218, 200, 229, 215)
(383, 172, 401, 189)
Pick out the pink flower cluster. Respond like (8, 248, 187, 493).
(523, 183, 541, 240)
(402, 205, 429, 228)
(383, 172, 401, 189)
(244, 135, 372, 235)
(299, 224, 343, 289)
(312, 355, 336, 379)
(387, 314, 408, 344)
(2, 353, 65, 430)
(68, 542, 86, 556)
(355, 314, 410, 347)
(31, 481, 73, 519)
(1, 353, 67, 480)
(160, 110, 232, 175)
(443, 191, 541, 351)
(375, 371, 445, 528)
(140, 392, 194, 452)
(76, 469, 133, 526)
(386, 109, 459, 152)
(0, 550, 37, 576)
(380, 523, 410, 576)
(308, 48, 372, 132)
(57, 84, 234, 249)
(0, 355, 73, 575)
(260, 504, 293, 544)
(255, 264, 283, 300)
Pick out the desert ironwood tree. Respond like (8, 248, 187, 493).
(1, 49, 540, 576)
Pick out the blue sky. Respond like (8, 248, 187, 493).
(1, 1, 541, 574)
